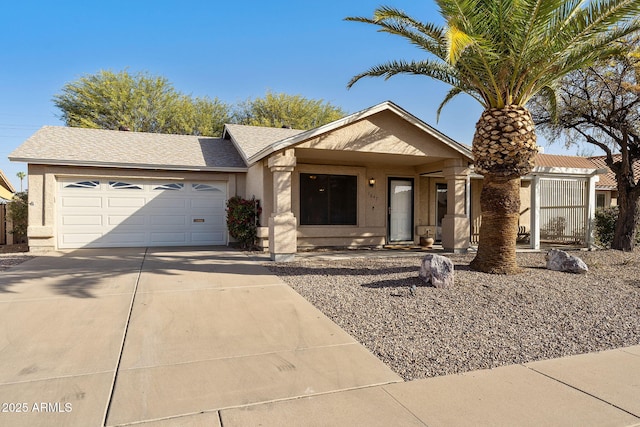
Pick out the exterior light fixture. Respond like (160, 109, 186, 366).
(369, 178, 376, 187)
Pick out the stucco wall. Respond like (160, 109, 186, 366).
(288, 163, 431, 249)
(296, 110, 464, 159)
(519, 180, 532, 230)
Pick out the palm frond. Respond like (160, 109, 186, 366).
(436, 86, 485, 119)
(347, 59, 461, 89)
(347, 0, 640, 110)
(346, 7, 448, 59)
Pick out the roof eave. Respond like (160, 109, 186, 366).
(0, 169, 16, 193)
(8, 157, 248, 173)
(529, 166, 607, 176)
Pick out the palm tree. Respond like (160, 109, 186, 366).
(347, 0, 640, 274)
(16, 172, 26, 192)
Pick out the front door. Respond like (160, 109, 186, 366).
(436, 183, 447, 241)
(388, 178, 414, 242)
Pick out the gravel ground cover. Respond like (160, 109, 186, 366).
(268, 250, 640, 381)
(0, 253, 33, 271)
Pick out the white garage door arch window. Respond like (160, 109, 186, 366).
(57, 178, 227, 248)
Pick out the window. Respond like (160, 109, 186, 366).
(153, 183, 184, 191)
(300, 174, 357, 225)
(596, 193, 606, 209)
(109, 181, 142, 190)
(64, 180, 99, 189)
(192, 183, 222, 192)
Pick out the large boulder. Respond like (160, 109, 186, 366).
(546, 249, 588, 274)
(419, 254, 454, 288)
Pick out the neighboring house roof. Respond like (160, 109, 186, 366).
(534, 153, 598, 169)
(525, 152, 604, 178)
(224, 101, 474, 165)
(589, 154, 640, 191)
(0, 170, 15, 200)
(9, 126, 247, 171)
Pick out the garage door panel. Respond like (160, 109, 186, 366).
(108, 215, 146, 226)
(62, 215, 103, 226)
(190, 198, 225, 209)
(58, 178, 227, 248)
(62, 233, 104, 244)
(150, 198, 188, 208)
(150, 215, 187, 226)
(62, 197, 102, 208)
(150, 232, 188, 244)
(108, 198, 146, 208)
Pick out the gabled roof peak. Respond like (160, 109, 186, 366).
(224, 101, 473, 165)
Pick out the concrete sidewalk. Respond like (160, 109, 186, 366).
(221, 346, 640, 426)
(0, 248, 638, 426)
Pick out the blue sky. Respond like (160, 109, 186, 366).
(0, 0, 578, 190)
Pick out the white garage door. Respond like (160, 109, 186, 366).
(57, 178, 227, 249)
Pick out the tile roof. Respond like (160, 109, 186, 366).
(9, 126, 247, 170)
(534, 153, 599, 169)
(223, 124, 305, 161)
(589, 154, 640, 190)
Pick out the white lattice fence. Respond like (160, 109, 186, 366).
(539, 178, 588, 244)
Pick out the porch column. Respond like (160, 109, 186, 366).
(268, 149, 297, 262)
(442, 162, 470, 253)
(586, 174, 599, 248)
(530, 175, 541, 250)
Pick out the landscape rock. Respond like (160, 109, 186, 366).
(419, 254, 454, 288)
(545, 249, 588, 274)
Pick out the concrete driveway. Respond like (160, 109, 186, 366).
(0, 247, 402, 426)
(2, 248, 639, 427)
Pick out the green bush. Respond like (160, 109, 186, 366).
(226, 196, 261, 249)
(7, 191, 28, 244)
(594, 206, 640, 248)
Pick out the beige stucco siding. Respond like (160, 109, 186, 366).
(296, 110, 464, 160)
(519, 180, 532, 230)
(287, 163, 431, 249)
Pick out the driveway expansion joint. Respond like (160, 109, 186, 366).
(102, 248, 148, 427)
(524, 364, 640, 419)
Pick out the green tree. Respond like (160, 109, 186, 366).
(347, 0, 640, 274)
(54, 70, 232, 136)
(16, 172, 25, 192)
(234, 91, 346, 129)
(532, 40, 640, 251)
(7, 191, 28, 244)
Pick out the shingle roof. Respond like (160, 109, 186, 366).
(223, 124, 305, 161)
(9, 126, 247, 171)
(0, 169, 15, 194)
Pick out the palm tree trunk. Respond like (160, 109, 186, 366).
(470, 106, 538, 274)
(470, 175, 521, 273)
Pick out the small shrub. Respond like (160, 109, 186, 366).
(7, 191, 28, 244)
(594, 206, 640, 248)
(226, 196, 262, 250)
(594, 207, 617, 248)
